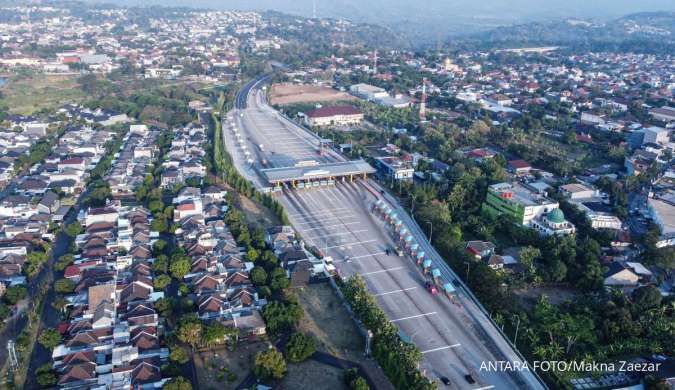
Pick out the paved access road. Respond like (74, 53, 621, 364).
(224, 77, 545, 390)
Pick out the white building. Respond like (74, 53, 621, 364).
(643, 126, 670, 145)
(349, 83, 388, 100)
(560, 183, 599, 200)
(648, 197, 675, 248)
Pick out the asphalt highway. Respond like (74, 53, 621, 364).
(224, 77, 546, 390)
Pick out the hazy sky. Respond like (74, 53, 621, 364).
(100, 0, 675, 38)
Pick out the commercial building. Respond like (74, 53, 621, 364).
(349, 83, 388, 100)
(483, 182, 575, 235)
(374, 156, 414, 181)
(648, 197, 675, 248)
(560, 183, 599, 200)
(305, 105, 363, 127)
(561, 182, 622, 230)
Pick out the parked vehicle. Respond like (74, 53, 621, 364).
(425, 281, 438, 295)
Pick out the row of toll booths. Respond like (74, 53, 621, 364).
(372, 199, 457, 298)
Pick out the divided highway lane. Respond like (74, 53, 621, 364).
(224, 77, 545, 389)
(280, 182, 523, 389)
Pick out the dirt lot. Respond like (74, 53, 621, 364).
(193, 342, 270, 390)
(282, 359, 348, 390)
(234, 192, 281, 228)
(270, 83, 356, 105)
(513, 286, 578, 309)
(295, 283, 365, 361)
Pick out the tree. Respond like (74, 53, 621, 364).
(202, 321, 228, 348)
(176, 318, 203, 350)
(169, 346, 189, 364)
(251, 266, 267, 286)
(55, 254, 75, 271)
(64, 222, 83, 238)
(262, 301, 303, 335)
(164, 376, 192, 390)
(170, 255, 191, 280)
(38, 328, 62, 350)
(632, 285, 662, 313)
(254, 348, 287, 380)
(519, 246, 541, 282)
(54, 278, 76, 294)
(155, 298, 173, 318)
(154, 274, 172, 290)
(269, 267, 290, 291)
(247, 248, 259, 262)
(36, 363, 57, 386)
(3, 285, 27, 305)
(351, 376, 370, 390)
(285, 332, 316, 363)
(345, 368, 370, 390)
(153, 239, 168, 254)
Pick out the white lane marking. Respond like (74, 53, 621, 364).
(288, 206, 351, 217)
(324, 239, 377, 250)
(474, 386, 495, 390)
(390, 312, 437, 322)
(307, 229, 369, 241)
(294, 214, 358, 225)
(374, 287, 417, 296)
(334, 251, 385, 262)
(301, 221, 361, 232)
(361, 266, 404, 276)
(420, 344, 461, 354)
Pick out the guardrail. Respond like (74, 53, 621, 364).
(367, 180, 548, 390)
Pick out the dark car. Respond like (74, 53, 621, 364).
(464, 374, 476, 384)
(440, 376, 451, 385)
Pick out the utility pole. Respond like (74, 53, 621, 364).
(426, 221, 433, 243)
(465, 261, 471, 281)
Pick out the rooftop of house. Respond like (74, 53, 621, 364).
(489, 182, 557, 207)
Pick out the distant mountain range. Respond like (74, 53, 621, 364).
(453, 12, 675, 53)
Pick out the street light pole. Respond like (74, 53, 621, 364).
(426, 221, 433, 243)
(513, 314, 521, 346)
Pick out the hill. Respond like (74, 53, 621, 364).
(455, 12, 675, 53)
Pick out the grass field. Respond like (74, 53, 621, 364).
(0, 74, 86, 115)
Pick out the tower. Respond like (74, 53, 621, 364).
(373, 50, 378, 74)
(419, 78, 427, 122)
(312, 0, 317, 19)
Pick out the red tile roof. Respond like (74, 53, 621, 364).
(306, 105, 362, 118)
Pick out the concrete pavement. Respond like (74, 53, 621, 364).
(223, 78, 546, 389)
